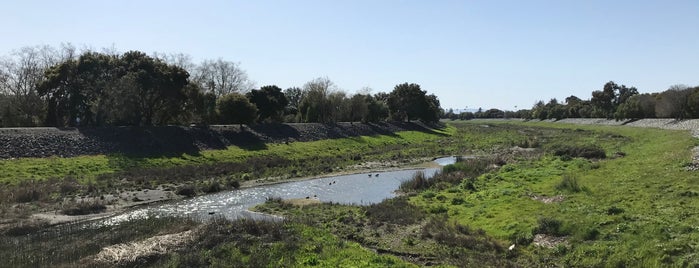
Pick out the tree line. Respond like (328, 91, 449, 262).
(527, 81, 699, 120)
(0, 45, 441, 127)
(441, 81, 699, 121)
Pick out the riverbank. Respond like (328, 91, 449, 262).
(0, 122, 436, 159)
(0, 121, 459, 234)
(478, 118, 699, 136)
(24, 155, 448, 227)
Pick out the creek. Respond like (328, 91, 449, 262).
(92, 156, 457, 226)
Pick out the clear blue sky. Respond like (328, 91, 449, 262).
(2, 0, 698, 111)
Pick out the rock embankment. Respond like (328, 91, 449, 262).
(0, 122, 435, 159)
(541, 118, 699, 137)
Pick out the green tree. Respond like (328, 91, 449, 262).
(348, 94, 369, 122)
(38, 50, 193, 126)
(387, 83, 437, 122)
(590, 82, 616, 118)
(246, 85, 288, 123)
(283, 87, 303, 116)
(365, 94, 389, 123)
(217, 93, 258, 125)
(655, 85, 691, 119)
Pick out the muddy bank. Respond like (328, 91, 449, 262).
(0, 122, 437, 159)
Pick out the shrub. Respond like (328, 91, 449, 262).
(551, 144, 606, 159)
(556, 174, 582, 193)
(400, 171, 430, 191)
(203, 181, 222, 193)
(581, 228, 600, 241)
(535, 217, 568, 236)
(606, 206, 625, 215)
(176, 185, 197, 197)
(365, 197, 425, 225)
(62, 202, 107, 215)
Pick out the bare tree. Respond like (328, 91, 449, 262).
(299, 77, 336, 123)
(152, 52, 196, 72)
(193, 59, 254, 97)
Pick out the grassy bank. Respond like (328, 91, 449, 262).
(252, 120, 699, 267)
(0, 125, 459, 209)
(3, 120, 698, 266)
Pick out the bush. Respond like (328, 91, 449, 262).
(400, 171, 430, 191)
(551, 144, 606, 159)
(581, 228, 600, 241)
(176, 185, 197, 197)
(365, 197, 425, 225)
(606, 206, 625, 215)
(556, 174, 583, 193)
(535, 217, 568, 236)
(202, 181, 222, 193)
(62, 202, 107, 215)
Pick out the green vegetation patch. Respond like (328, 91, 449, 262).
(409, 121, 699, 266)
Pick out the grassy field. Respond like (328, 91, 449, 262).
(2, 120, 698, 266)
(252, 120, 699, 267)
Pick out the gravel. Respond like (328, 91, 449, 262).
(542, 118, 699, 137)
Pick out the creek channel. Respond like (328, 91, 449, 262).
(92, 156, 458, 227)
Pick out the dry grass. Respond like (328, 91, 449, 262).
(93, 230, 195, 265)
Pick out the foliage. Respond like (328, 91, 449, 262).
(37, 51, 192, 126)
(216, 92, 258, 125)
(387, 82, 441, 123)
(549, 144, 606, 159)
(409, 120, 699, 266)
(246, 85, 288, 123)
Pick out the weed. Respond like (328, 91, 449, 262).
(550, 144, 606, 159)
(175, 185, 196, 197)
(535, 217, 569, 236)
(556, 173, 583, 193)
(61, 201, 107, 215)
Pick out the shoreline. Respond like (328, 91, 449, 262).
(24, 156, 452, 227)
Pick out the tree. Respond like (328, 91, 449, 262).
(38, 50, 193, 126)
(216, 93, 258, 125)
(686, 87, 699, 118)
(0, 45, 73, 126)
(299, 77, 334, 123)
(423, 94, 441, 122)
(283, 87, 303, 113)
(193, 59, 253, 97)
(656, 85, 691, 119)
(327, 91, 349, 122)
(531, 100, 547, 120)
(246, 85, 288, 123)
(387, 83, 434, 122)
(590, 82, 617, 118)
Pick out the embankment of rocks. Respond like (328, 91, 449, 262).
(0, 122, 437, 159)
(537, 118, 699, 137)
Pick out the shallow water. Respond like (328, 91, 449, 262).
(93, 156, 457, 226)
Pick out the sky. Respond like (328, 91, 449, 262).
(2, 0, 698, 111)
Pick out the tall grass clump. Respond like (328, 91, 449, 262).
(400, 171, 430, 191)
(550, 144, 606, 159)
(556, 173, 583, 193)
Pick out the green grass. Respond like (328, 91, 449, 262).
(5, 120, 699, 266)
(0, 127, 455, 186)
(253, 120, 699, 266)
(409, 121, 699, 266)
